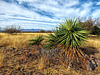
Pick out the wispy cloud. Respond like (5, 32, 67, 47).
(0, 0, 100, 30)
(96, 1, 100, 5)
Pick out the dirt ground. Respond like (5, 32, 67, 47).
(0, 33, 100, 75)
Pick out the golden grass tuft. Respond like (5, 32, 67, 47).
(82, 38, 100, 54)
(37, 56, 47, 70)
(86, 39, 100, 50)
(0, 33, 49, 48)
(0, 53, 5, 68)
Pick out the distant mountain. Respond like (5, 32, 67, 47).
(21, 29, 47, 32)
(0, 28, 50, 32)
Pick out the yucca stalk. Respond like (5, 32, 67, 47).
(29, 35, 44, 52)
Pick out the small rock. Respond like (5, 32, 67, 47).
(10, 47, 16, 50)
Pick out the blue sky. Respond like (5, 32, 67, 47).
(0, 0, 100, 30)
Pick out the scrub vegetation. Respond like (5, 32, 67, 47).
(0, 18, 100, 75)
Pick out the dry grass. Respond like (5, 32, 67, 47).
(0, 33, 100, 75)
(0, 33, 49, 48)
(0, 33, 99, 51)
(86, 39, 100, 50)
(80, 37, 100, 56)
(0, 53, 5, 68)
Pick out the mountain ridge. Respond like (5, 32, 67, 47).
(21, 29, 48, 32)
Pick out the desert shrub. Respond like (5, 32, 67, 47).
(46, 18, 89, 65)
(44, 33, 59, 49)
(92, 25, 100, 35)
(40, 29, 45, 33)
(78, 17, 94, 32)
(78, 17, 100, 34)
(4, 25, 21, 34)
(29, 35, 44, 52)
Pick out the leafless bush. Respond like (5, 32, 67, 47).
(4, 25, 21, 34)
(78, 17, 100, 33)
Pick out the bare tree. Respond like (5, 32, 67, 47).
(78, 17, 100, 33)
(4, 25, 21, 34)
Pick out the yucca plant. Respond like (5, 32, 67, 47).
(46, 18, 89, 67)
(29, 35, 44, 53)
(44, 33, 59, 49)
(57, 19, 89, 65)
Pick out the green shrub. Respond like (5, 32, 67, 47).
(46, 18, 89, 64)
(92, 25, 100, 35)
(78, 17, 100, 34)
(44, 33, 59, 49)
(29, 35, 44, 51)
